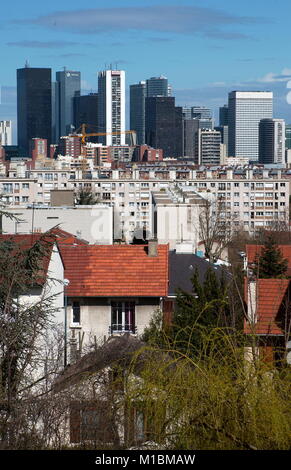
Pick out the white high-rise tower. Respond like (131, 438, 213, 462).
(0, 120, 12, 145)
(97, 70, 125, 146)
(228, 91, 273, 161)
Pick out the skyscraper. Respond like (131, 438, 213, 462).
(17, 66, 52, 157)
(74, 93, 98, 134)
(219, 105, 228, 126)
(215, 126, 229, 157)
(0, 121, 12, 145)
(145, 96, 182, 158)
(285, 124, 291, 150)
(97, 70, 125, 145)
(259, 118, 285, 164)
(191, 106, 212, 120)
(196, 129, 221, 165)
(130, 81, 146, 145)
(56, 69, 81, 139)
(228, 91, 273, 161)
(146, 76, 169, 97)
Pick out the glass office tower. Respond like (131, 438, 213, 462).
(17, 66, 52, 157)
(56, 70, 81, 139)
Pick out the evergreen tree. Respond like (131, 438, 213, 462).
(252, 235, 288, 279)
(171, 267, 231, 354)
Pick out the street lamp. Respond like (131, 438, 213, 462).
(63, 279, 70, 368)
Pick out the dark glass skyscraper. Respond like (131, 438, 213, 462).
(146, 76, 169, 97)
(145, 97, 182, 158)
(56, 70, 81, 139)
(130, 81, 146, 144)
(74, 93, 98, 134)
(17, 66, 52, 157)
(219, 105, 228, 126)
(285, 124, 291, 150)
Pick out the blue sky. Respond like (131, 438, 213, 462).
(1, 0, 291, 141)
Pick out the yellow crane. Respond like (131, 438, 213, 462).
(75, 124, 137, 145)
(72, 124, 137, 170)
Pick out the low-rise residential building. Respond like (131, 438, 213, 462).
(244, 243, 291, 365)
(59, 241, 169, 351)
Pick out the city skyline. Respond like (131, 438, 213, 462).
(1, 1, 291, 141)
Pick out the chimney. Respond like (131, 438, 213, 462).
(148, 239, 158, 257)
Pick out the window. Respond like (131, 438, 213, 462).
(3, 183, 13, 193)
(72, 301, 81, 324)
(110, 301, 136, 334)
(70, 401, 115, 444)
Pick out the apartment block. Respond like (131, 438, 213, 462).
(0, 164, 289, 241)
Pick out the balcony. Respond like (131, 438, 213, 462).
(109, 324, 137, 335)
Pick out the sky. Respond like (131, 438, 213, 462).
(1, 0, 291, 142)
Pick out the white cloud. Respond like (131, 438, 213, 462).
(257, 69, 291, 83)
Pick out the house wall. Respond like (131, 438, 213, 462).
(67, 297, 161, 350)
(18, 243, 65, 388)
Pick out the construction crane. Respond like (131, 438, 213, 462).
(71, 125, 137, 171)
(76, 124, 137, 145)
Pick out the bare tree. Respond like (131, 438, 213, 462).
(0, 230, 65, 448)
(199, 197, 236, 263)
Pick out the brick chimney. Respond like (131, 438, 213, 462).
(148, 239, 158, 257)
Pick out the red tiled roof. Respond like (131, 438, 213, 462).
(0, 233, 55, 285)
(49, 228, 89, 245)
(60, 244, 169, 297)
(244, 278, 290, 335)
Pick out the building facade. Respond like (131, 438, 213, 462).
(55, 70, 81, 140)
(97, 70, 126, 146)
(195, 129, 221, 165)
(145, 97, 183, 158)
(17, 67, 52, 157)
(146, 76, 169, 97)
(259, 118, 285, 164)
(0, 121, 12, 146)
(74, 93, 98, 135)
(228, 91, 273, 161)
(130, 81, 146, 145)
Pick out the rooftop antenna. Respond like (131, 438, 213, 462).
(25, 60, 30, 68)
(63, 66, 67, 72)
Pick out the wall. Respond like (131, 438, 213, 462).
(67, 297, 160, 351)
(3, 206, 113, 244)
